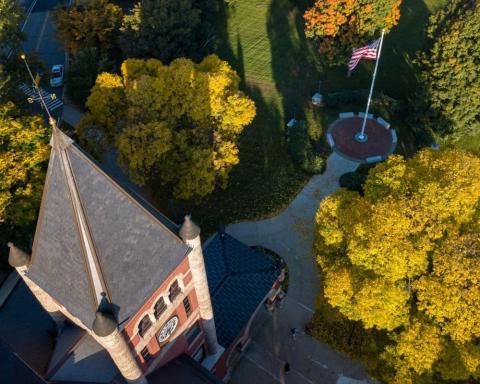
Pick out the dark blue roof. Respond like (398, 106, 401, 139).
(203, 233, 281, 347)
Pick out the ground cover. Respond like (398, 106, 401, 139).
(161, 0, 448, 234)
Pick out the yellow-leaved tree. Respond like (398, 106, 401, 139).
(313, 148, 480, 383)
(0, 103, 49, 226)
(78, 55, 256, 200)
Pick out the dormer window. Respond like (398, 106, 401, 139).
(169, 280, 181, 302)
(138, 315, 152, 337)
(154, 297, 167, 320)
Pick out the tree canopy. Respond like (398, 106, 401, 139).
(413, 0, 480, 151)
(53, 0, 123, 54)
(0, 103, 49, 227)
(304, 0, 401, 64)
(78, 55, 256, 200)
(314, 149, 480, 383)
(0, 0, 24, 104)
(120, 0, 213, 63)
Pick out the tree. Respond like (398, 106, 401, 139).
(120, 0, 213, 63)
(53, 0, 123, 54)
(65, 47, 114, 106)
(0, 0, 24, 104)
(79, 55, 256, 200)
(314, 149, 480, 383)
(304, 0, 401, 64)
(0, 103, 49, 226)
(0, 0, 23, 53)
(413, 0, 480, 151)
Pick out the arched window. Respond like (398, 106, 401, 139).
(138, 315, 152, 337)
(169, 280, 181, 303)
(154, 297, 167, 320)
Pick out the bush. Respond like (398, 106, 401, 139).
(339, 171, 367, 193)
(325, 90, 400, 113)
(304, 107, 323, 141)
(288, 121, 324, 174)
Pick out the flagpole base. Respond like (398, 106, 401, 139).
(355, 132, 368, 142)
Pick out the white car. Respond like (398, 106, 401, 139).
(50, 64, 64, 87)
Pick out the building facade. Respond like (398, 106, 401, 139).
(3, 125, 282, 383)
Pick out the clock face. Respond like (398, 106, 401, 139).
(157, 316, 179, 343)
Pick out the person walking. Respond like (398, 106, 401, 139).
(290, 327, 299, 340)
(284, 361, 291, 375)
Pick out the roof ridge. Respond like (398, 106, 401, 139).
(56, 129, 108, 309)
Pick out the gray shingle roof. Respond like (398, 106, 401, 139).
(203, 233, 281, 347)
(0, 280, 55, 376)
(28, 153, 97, 326)
(49, 333, 119, 383)
(27, 129, 190, 329)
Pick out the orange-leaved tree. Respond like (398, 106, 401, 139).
(304, 0, 401, 64)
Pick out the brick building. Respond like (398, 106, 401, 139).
(1, 126, 283, 383)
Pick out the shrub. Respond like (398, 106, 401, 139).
(288, 121, 324, 174)
(339, 171, 367, 193)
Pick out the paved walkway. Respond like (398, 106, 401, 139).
(227, 153, 374, 384)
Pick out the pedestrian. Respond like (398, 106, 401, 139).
(290, 327, 299, 340)
(284, 361, 290, 375)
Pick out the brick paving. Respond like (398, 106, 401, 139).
(330, 117, 393, 162)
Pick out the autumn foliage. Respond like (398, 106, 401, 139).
(78, 55, 255, 200)
(313, 149, 480, 383)
(0, 103, 49, 226)
(304, 0, 401, 64)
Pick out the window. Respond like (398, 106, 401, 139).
(154, 297, 167, 320)
(183, 296, 192, 317)
(140, 347, 152, 363)
(169, 280, 181, 302)
(193, 345, 205, 363)
(138, 315, 152, 337)
(186, 322, 201, 345)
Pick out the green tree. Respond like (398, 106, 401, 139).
(0, 103, 49, 226)
(0, 0, 24, 104)
(120, 0, 213, 62)
(304, 0, 401, 64)
(53, 0, 123, 54)
(65, 47, 114, 106)
(413, 0, 480, 151)
(79, 55, 256, 200)
(314, 149, 480, 383)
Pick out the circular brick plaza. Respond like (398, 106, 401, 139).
(326, 113, 397, 163)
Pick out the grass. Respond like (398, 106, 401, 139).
(147, 0, 449, 235)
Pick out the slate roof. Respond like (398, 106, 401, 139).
(0, 279, 55, 375)
(148, 354, 223, 384)
(49, 332, 120, 383)
(0, 339, 48, 384)
(203, 233, 281, 347)
(27, 128, 190, 329)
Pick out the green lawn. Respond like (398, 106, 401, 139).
(160, 0, 448, 234)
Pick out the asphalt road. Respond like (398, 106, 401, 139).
(20, 0, 68, 118)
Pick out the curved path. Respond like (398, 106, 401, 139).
(227, 153, 375, 384)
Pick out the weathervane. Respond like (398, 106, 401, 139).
(20, 53, 57, 128)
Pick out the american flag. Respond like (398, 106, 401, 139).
(348, 38, 381, 73)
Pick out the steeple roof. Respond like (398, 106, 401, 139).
(26, 127, 190, 329)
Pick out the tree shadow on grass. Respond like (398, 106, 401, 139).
(160, 0, 308, 234)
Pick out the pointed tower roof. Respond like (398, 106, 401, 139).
(26, 126, 190, 328)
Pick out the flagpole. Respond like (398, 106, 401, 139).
(356, 29, 385, 142)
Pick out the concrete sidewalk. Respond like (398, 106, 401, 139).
(227, 153, 374, 384)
